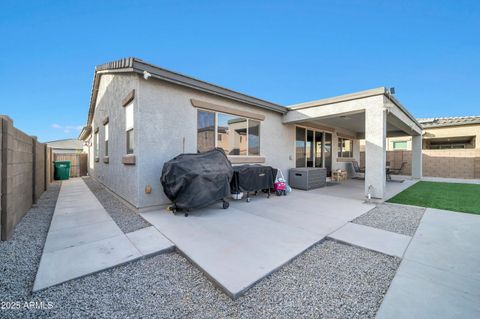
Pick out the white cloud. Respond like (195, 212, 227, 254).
(52, 124, 83, 131)
(65, 125, 83, 131)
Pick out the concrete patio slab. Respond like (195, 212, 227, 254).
(376, 208, 480, 318)
(126, 226, 174, 257)
(142, 190, 374, 298)
(328, 222, 411, 258)
(305, 177, 418, 202)
(34, 178, 173, 292)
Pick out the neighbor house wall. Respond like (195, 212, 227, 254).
(1, 116, 49, 240)
(423, 124, 480, 148)
(376, 124, 480, 151)
(137, 78, 295, 210)
(88, 73, 140, 208)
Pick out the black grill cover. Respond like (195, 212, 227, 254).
(161, 149, 233, 210)
(231, 165, 274, 193)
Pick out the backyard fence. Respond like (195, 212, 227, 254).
(52, 153, 88, 178)
(1, 115, 50, 240)
(360, 149, 480, 179)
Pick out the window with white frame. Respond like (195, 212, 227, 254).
(104, 123, 109, 156)
(95, 131, 99, 158)
(196, 109, 260, 155)
(125, 102, 134, 154)
(337, 137, 353, 158)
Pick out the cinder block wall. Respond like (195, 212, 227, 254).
(423, 149, 478, 179)
(360, 149, 480, 179)
(1, 116, 49, 240)
(34, 142, 47, 202)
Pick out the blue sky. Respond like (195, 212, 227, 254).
(1, 0, 479, 142)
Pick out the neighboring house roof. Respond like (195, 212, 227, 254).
(80, 57, 287, 139)
(418, 116, 480, 128)
(46, 138, 84, 150)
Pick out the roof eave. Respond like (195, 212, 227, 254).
(79, 125, 92, 141)
(131, 59, 286, 114)
(82, 58, 287, 130)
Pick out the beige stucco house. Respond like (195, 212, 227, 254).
(79, 58, 422, 211)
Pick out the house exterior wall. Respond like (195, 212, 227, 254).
(136, 78, 295, 210)
(87, 73, 140, 207)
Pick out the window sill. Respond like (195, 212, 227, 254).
(337, 157, 354, 162)
(228, 156, 265, 164)
(95, 157, 99, 162)
(103, 156, 109, 164)
(122, 154, 136, 165)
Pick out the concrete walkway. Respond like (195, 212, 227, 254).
(376, 208, 480, 318)
(33, 178, 173, 292)
(329, 223, 411, 258)
(142, 189, 374, 298)
(421, 176, 480, 185)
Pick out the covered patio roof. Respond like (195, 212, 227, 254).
(283, 87, 422, 137)
(282, 87, 423, 199)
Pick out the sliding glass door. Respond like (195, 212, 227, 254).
(306, 130, 314, 167)
(295, 127, 306, 167)
(324, 132, 332, 176)
(315, 131, 323, 168)
(295, 127, 332, 174)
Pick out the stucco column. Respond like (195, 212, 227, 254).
(411, 135, 422, 179)
(364, 107, 387, 199)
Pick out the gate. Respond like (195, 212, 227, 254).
(52, 153, 88, 178)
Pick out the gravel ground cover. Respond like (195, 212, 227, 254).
(353, 203, 426, 236)
(0, 183, 60, 317)
(1, 180, 400, 318)
(83, 176, 150, 233)
(2, 214, 399, 319)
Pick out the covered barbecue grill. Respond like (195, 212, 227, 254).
(161, 148, 233, 216)
(230, 164, 274, 202)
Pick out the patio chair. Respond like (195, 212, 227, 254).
(389, 162, 406, 175)
(349, 160, 365, 180)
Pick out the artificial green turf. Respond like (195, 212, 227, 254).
(387, 181, 480, 215)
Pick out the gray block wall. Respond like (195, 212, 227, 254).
(0, 116, 49, 240)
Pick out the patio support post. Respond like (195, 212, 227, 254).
(411, 135, 422, 179)
(364, 106, 387, 199)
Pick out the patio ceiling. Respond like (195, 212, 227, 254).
(303, 111, 415, 138)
